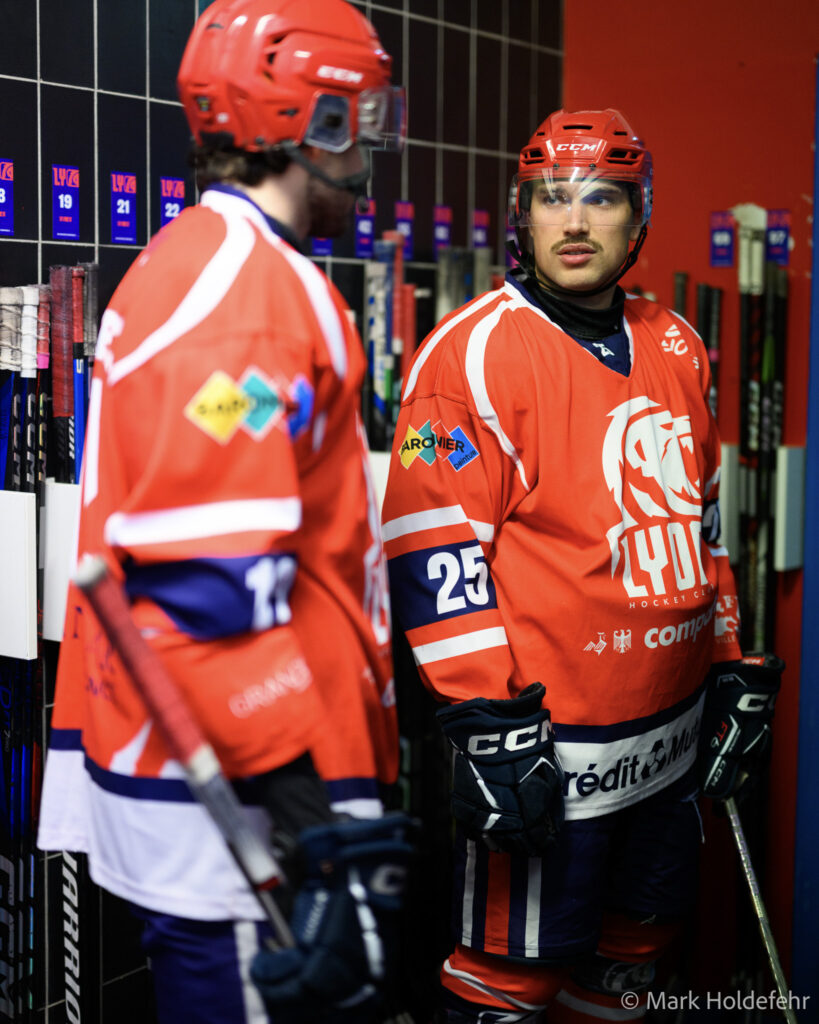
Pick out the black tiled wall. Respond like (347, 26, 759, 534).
(0, 2, 560, 1021)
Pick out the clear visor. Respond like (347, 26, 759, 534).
(357, 86, 406, 152)
(508, 169, 650, 229)
(303, 86, 406, 154)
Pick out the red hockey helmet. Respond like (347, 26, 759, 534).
(509, 108, 653, 229)
(177, 0, 405, 154)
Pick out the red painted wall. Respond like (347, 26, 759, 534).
(563, 0, 818, 983)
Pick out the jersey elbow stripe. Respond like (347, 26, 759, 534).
(413, 625, 508, 665)
(109, 214, 256, 384)
(104, 497, 301, 547)
(202, 189, 348, 379)
(382, 504, 494, 543)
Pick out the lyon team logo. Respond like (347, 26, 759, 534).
(602, 396, 710, 600)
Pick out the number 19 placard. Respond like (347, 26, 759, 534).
(52, 164, 80, 240)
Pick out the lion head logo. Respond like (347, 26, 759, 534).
(603, 397, 703, 578)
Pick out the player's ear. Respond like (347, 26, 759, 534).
(629, 224, 640, 243)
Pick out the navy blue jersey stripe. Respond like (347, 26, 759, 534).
(123, 552, 297, 640)
(388, 541, 497, 631)
(48, 727, 84, 750)
(553, 679, 706, 744)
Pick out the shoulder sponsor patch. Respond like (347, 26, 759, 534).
(185, 370, 253, 444)
(398, 418, 479, 471)
(185, 366, 311, 444)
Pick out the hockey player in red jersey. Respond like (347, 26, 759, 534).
(37, 2, 414, 1021)
(382, 109, 783, 1022)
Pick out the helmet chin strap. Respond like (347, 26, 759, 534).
(280, 142, 371, 208)
(508, 224, 648, 300)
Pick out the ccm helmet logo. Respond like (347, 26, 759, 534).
(467, 721, 549, 756)
(555, 142, 597, 153)
(317, 65, 364, 84)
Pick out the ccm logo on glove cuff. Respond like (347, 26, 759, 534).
(467, 721, 552, 756)
(735, 692, 777, 713)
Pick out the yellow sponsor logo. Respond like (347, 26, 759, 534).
(184, 370, 253, 444)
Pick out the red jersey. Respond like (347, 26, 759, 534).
(37, 187, 396, 920)
(382, 276, 741, 820)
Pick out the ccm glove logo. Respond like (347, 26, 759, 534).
(467, 721, 552, 756)
(736, 692, 777, 714)
(436, 683, 564, 856)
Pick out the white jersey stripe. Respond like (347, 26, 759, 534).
(464, 299, 531, 492)
(203, 189, 348, 379)
(461, 839, 477, 945)
(403, 289, 503, 400)
(109, 212, 256, 384)
(329, 797, 383, 819)
(524, 858, 542, 956)
(442, 958, 544, 1012)
(104, 497, 301, 548)
(413, 626, 508, 665)
(234, 921, 269, 1024)
(382, 504, 494, 543)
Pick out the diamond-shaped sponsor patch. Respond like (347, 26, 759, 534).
(184, 370, 253, 444)
(398, 420, 437, 468)
(238, 366, 282, 438)
(287, 374, 314, 440)
(447, 425, 479, 471)
(398, 418, 480, 471)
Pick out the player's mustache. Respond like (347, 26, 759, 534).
(551, 238, 603, 255)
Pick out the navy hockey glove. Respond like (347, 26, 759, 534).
(250, 813, 414, 1024)
(698, 653, 784, 801)
(436, 682, 564, 856)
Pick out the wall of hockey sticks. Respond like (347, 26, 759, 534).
(0, 2, 561, 1022)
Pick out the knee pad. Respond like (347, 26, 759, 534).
(441, 944, 568, 1022)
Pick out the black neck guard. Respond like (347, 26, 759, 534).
(512, 267, 626, 341)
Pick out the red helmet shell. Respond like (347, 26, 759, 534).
(178, 0, 395, 151)
(517, 108, 653, 224)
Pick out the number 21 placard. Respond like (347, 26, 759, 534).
(111, 171, 137, 244)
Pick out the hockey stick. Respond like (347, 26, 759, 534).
(72, 554, 295, 951)
(734, 204, 767, 649)
(48, 266, 74, 484)
(70, 267, 86, 484)
(724, 796, 798, 1024)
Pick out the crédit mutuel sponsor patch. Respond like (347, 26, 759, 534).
(398, 418, 479, 472)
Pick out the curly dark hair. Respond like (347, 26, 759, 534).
(189, 134, 292, 190)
